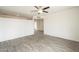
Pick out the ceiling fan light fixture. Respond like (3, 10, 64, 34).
(38, 10, 43, 14)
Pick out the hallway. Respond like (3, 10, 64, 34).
(0, 31, 79, 52)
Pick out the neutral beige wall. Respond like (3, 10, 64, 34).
(37, 19, 44, 31)
(44, 7, 79, 41)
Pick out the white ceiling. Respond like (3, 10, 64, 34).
(0, 6, 75, 19)
(0, 6, 34, 16)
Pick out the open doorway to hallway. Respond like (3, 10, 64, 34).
(34, 19, 44, 34)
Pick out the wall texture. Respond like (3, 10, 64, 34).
(44, 7, 79, 41)
(0, 17, 34, 42)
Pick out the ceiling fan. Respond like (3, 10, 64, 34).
(33, 6, 50, 14)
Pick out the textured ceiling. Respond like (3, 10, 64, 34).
(0, 6, 76, 20)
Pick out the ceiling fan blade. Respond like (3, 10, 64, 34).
(43, 11, 48, 13)
(34, 6, 39, 9)
(43, 6, 50, 10)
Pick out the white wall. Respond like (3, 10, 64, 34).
(44, 7, 79, 41)
(0, 17, 34, 42)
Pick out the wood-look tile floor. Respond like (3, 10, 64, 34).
(0, 31, 79, 52)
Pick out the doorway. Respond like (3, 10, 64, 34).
(34, 19, 44, 34)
